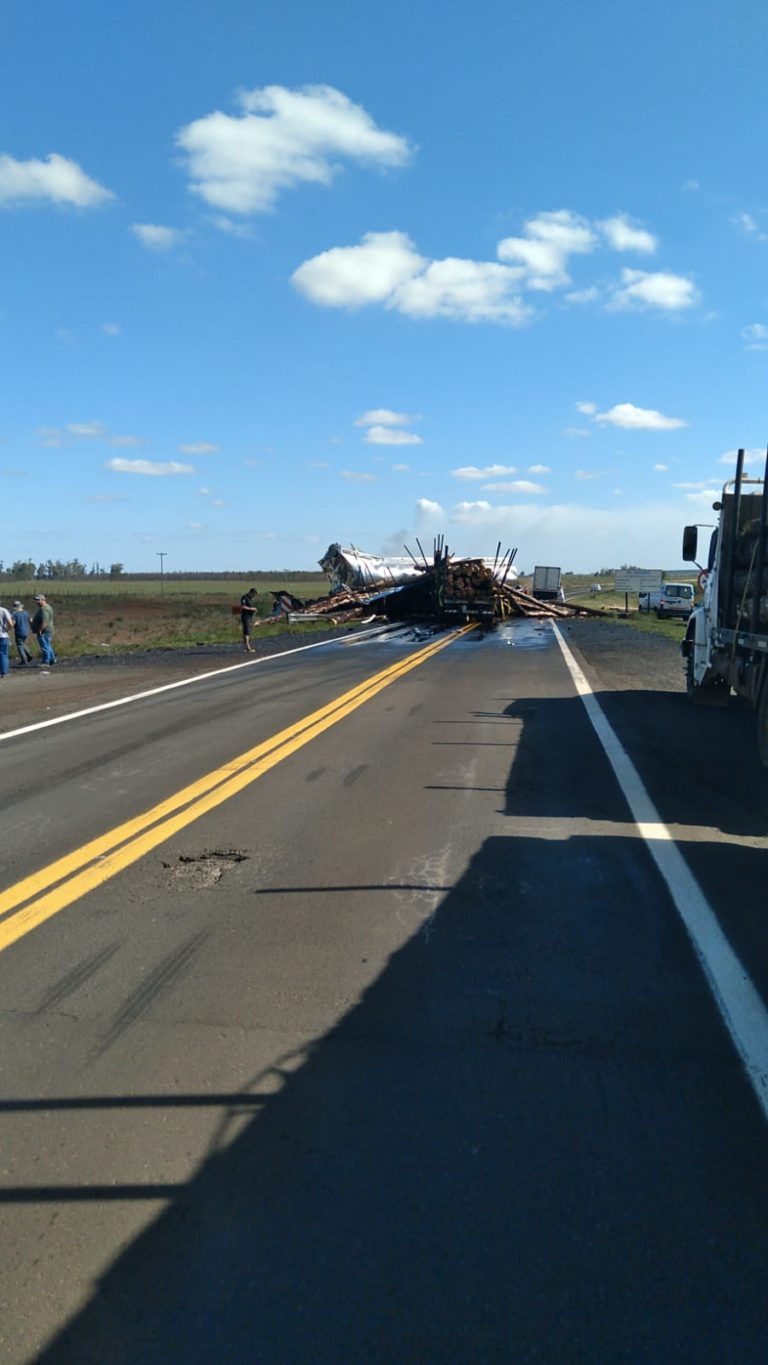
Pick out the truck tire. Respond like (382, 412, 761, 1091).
(686, 654, 729, 706)
(758, 684, 768, 768)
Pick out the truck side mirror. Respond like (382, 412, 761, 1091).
(682, 525, 698, 561)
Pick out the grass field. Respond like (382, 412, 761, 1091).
(0, 580, 331, 656)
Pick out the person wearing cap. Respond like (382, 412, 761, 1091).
(239, 587, 259, 653)
(11, 600, 32, 665)
(31, 593, 57, 666)
(0, 601, 12, 678)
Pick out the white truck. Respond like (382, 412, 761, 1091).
(681, 450, 768, 765)
(532, 565, 562, 602)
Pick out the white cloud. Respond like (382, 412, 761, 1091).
(393, 257, 530, 324)
(355, 409, 416, 427)
(482, 480, 546, 494)
(176, 83, 413, 214)
(575, 401, 597, 414)
(595, 402, 687, 431)
(529, 464, 550, 473)
(131, 223, 184, 251)
(610, 268, 697, 311)
(210, 215, 254, 238)
(566, 287, 600, 304)
(563, 426, 590, 438)
(37, 426, 63, 447)
(110, 434, 143, 448)
(717, 448, 764, 466)
(392, 463, 411, 472)
(101, 322, 121, 336)
(364, 425, 423, 446)
(599, 214, 657, 254)
(673, 480, 712, 489)
(497, 210, 596, 290)
(742, 323, 768, 351)
(179, 442, 220, 455)
(684, 489, 721, 504)
(683, 179, 700, 192)
(430, 497, 699, 570)
(67, 421, 106, 438)
(339, 470, 377, 482)
(305, 460, 330, 468)
(0, 153, 113, 207)
(106, 459, 194, 476)
(653, 463, 669, 471)
(451, 464, 517, 480)
(293, 231, 530, 325)
(416, 498, 444, 522)
(734, 212, 768, 242)
(293, 208, 693, 327)
(574, 469, 598, 480)
(292, 230, 425, 307)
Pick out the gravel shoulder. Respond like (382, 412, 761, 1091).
(561, 617, 686, 695)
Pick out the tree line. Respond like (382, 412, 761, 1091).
(0, 561, 323, 582)
(1, 560, 124, 580)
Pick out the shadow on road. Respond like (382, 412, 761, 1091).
(18, 671, 768, 1362)
(33, 840, 768, 1362)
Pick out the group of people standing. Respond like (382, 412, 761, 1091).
(0, 594, 56, 678)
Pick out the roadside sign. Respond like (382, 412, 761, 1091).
(614, 570, 663, 594)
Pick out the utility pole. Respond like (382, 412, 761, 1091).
(157, 551, 167, 594)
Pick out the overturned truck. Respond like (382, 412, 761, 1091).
(279, 540, 587, 627)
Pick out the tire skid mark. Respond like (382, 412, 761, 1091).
(342, 764, 368, 788)
(95, 930, 209, 1056)
(35, 942, 122, 1015)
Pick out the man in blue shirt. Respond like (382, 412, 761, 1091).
(11, 600, 32, 665)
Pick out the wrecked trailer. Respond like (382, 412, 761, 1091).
(318, 544, 426, 593)
(277, 540, 595, 628)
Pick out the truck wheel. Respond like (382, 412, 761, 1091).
(686, 654, 729, 706)
(758, 685, 768, 768)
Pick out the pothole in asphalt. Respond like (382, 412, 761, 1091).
(162, 849, 249, 889)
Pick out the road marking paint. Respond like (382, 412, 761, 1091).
(0, 623, 397, 744)
(554, 624, 768, 1122)
(0, 626, 473, 955)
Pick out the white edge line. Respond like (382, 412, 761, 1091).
(0, 624, 396, 744)
(553, 623, 768, 1122)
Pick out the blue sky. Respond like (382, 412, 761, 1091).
(2, 0, 767, 574)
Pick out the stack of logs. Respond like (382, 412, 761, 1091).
(441, 559, 495, 601)
(496, 583, 576, 619)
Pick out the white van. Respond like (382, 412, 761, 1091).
(638, 582, 694, 619)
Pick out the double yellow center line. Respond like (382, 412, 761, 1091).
(0, 626, 473, 955)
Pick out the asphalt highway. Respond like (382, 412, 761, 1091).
(0, 620, 766, 1363)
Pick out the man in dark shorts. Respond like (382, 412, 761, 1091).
(240, 588, 258, 652)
